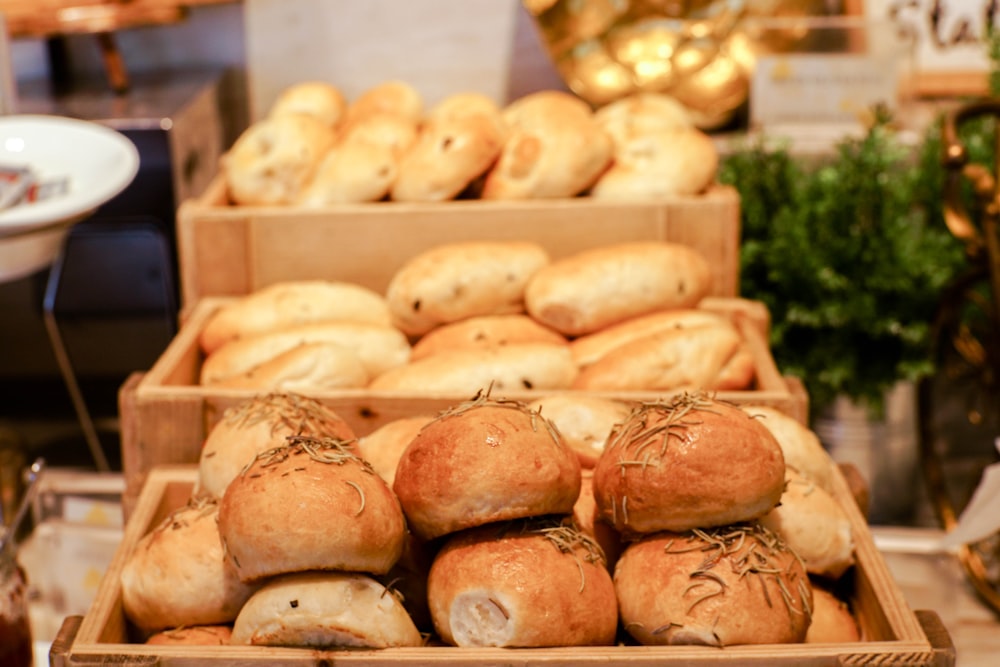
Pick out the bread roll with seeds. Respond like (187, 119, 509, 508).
(410, 314, 567, 362)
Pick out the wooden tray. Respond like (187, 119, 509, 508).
(49, 464, 956, 666)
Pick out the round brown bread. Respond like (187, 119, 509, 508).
(120, 498, 257, 634)
(269, 81, 347, 128)
(409, 314, 567, 362)
(528, 393, 631, 468)
(218, 436, 407, 582)
(592, 392, 786, 534)
(760, 469, 856, 580)
(427, 518, 618, 647)
(392, 395, 582, 541)
(196, 393, 356, 499)
(357, 414, 435, 487)
(145, 625, 233, 646)
(806, 585, 860, 643)
(741, 404, 836, 492)
(614, 523, 813, 646)
(231, 571, 423, 648)
(524, 241, 713, 336)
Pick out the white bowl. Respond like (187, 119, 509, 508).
(0, 114, 140, 282)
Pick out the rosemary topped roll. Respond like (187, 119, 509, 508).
(217, 435, 406, 583)
(592, 392, 786, 534)
(614, 523, 813, 647)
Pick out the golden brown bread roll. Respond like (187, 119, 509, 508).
(592, 393, 786, 534)
(357, 414, 435, 487)
(741, 404, 836, 492)
(591, 127, 719, 199)
(593, 92, 693, 148)
(268, 81, 347, 128)
(614, 523, 813, 646)
(571, 321, 743, 391)
(218, 436, 407, 582)
(342, 80, 424, 126)
(392, 395, 582, 541)
(200, 321, 411, 386)
(145, 625, 233, 646)
(199, 280, 393, 355)
(524, 241, 713, 336)
(209, 342, 370, 392)
(711, 343, 756, 390)
(385, 241, 550, 336)
(120, 498, 257, 634)
(337, 111, 419, 154)
(197, 393, 357, 500)
(760, 469, 856, 580)
(410, 314, 567, 361)
(427, 518, 618, 647)
(368, 343, 578, 394)
(806, 585, 860, 643)
(528, 393, 631, 467)
(501, 90, 593, 127)
(224, 114, 336, 205)
(426, 91, 503, 122)
(231, 571, 423, 648)
(297, 139, 399, 205)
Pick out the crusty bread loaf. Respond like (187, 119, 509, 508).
(571, 321, 743, 391)
(592, 393, 786, 534)
(614, 523, 813, 646)
(591, 127, 719, 199)
(385, 241, 550, 336)
(410, 314, 567, 361)
(145, 625, 233, 646)
(231, 571, 423, 648)
(357, 415, 435, 487)
(528, 393, 631, 467)
(218, 436, 407, 582)
(196, 393, 356, 500)
(269, 81, 347, 128)
(392, 396, 581, 540)
(199, 280, 393, 355)
(200, 322, 411, 386)
(368, 343, 578, 394)
(342, 80, 424, 126)
(224, 114, 336, 205)
(806, 585, 860, 643)
(741, 404, 836, 492)
(524, 241, 713, 336)
(120, 498, 257, 634)
(569, 308, 731, 368)
(427, 518, 618, 647)
(210, 342, 369, 392)
(761, 469, 856, 580)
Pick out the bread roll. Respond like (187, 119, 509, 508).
(427, 518, 617, 647)
(760, 469, 856, 580)
(391, 110, 506, 202)
(592, 393, 785, 534)
(197, 393, 356, 500)
(410, 314, 567, 361)
(120, 498, 257, 634)
(427, 92, 503, 122)
(614, 523, 813, 646)
(501, 90, 593, 127)
(368, 343, 578, 394)
(199, 280, 393, 355)
(357, 415, 434, 487)
(524, 241, 713, 336)
(218, 436, 407, 582)
(231, 571, 423, 648)
(269, 81, 347, 128)
(711, 343, 756, 390)
(594, 92, 693, 148)
(591, 127, 719, 199)
(224, 114, 335, 205)
(570, 308, 732, 368)
(342, 80, 423, 126)
(210, 342, 370, 392)
(200, 322, 411, 386)
(385, 241, 550, 336)
(571, 321, 743, 391)
(806, 585, 860, 643)
(392, 396, 582, 540)
(337, 111, 419, 154)
(145, 625, 233, 646)
(742, 405, 836, 492)
(528, 393, 631, 467)
(297, 139, 398, 205)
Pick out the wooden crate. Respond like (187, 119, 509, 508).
(175, 177, 742, 314)
(118, 295, 805, 517)
(49, 464, 955, 666)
